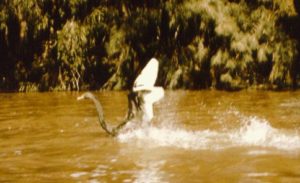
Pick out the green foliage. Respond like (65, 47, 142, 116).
(56, 20, 88, 90)
(0, 0, 299, 91)
(184, 0, 298, 89)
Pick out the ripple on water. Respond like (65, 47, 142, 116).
(70, 172, 88, 178)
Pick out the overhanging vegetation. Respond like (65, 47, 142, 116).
(0, 0, 299, 91)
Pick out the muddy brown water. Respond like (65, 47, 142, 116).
(1, 91, 300, 182)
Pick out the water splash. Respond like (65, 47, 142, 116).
(231, 116, 300, 150)
(118, 114, 300, 151)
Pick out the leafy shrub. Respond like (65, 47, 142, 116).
(0, 0, 298, 91)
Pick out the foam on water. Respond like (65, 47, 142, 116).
(231, 116, 300, 150)
(118, 114, 300, 151)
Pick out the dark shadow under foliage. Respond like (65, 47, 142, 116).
(0, 0, 299, 91)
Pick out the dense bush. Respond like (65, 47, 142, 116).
(0, 0, 299, 91)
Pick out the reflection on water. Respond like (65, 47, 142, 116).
(1, 91, 300, 182)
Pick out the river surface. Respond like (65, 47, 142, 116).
(1, 91, 300, 182)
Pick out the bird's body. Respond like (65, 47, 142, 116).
(132, 58, 164, 122)
(78, 58, 164, 136)
(139, 87, 164, 122)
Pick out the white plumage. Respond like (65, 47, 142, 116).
(133, 58, 164, 122)
(133, 58, 159, 92)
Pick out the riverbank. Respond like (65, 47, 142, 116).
(0, 0, 299, 92)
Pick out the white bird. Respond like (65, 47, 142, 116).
(132, 58, 164, 122)
(77, 58, 164, 136)
(133, 58, 159, 92)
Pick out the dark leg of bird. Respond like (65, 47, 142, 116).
(126, 91, 136, 120)
(126, 91, 144, 120)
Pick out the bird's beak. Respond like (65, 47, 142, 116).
(77, 95, 84, 101)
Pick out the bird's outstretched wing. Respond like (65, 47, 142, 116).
(78, 58, 164, 136)
(129, 58, 164, 123)
(133, 58, 159, 92)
